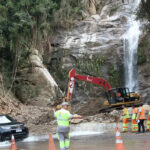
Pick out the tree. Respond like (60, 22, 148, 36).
(0, 0, 84, 96)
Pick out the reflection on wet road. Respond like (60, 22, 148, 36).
(0, 133, 150, 150)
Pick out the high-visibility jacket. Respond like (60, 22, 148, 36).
(139, 107, 146, 120)
(146, 107, 150, 131)
(55, 108, 72, 132)
(123, 108, 130, 119)
(148, 107, 150, 116)
(132, 108, 138, 120)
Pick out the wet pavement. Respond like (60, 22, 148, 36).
(0, 132, 150, 150)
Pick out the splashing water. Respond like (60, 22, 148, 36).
(70, 122, 119, 136)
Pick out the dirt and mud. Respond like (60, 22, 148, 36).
(0, 95, 149, 136)
(0, 95, 115, 135)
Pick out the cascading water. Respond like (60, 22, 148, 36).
(123, 0, 141, 92)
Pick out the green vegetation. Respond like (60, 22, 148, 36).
(137, 0, 150, 21)
(137, 0, 150, 64)
(13, 79, 41, 102)
(0, 0, 83, 94)
(74, 55, 105, 77)
(0, 59, 12, 90)
(0, 0, 83, 59)
(48, 55, 69, 92)
(138, 31, 150, 65)
(73, 55, 106, 96)
(52, 0, 83, 28)
(138, 46, 146, 65)
(108, 66, 119, 87)
(49, 55, 106, 94)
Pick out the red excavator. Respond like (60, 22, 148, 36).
(65, 68, 142, 112)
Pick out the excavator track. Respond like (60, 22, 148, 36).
(99, 102, 143, 113)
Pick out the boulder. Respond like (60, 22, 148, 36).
(110, 110, 120, 118)
(70, 119, 83, 124)
(15, 48, 63, 106)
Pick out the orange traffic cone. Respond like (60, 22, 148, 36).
(49, 133, 55, 150)
(10, 135, 18, 150)
(116, 126, 125, 150)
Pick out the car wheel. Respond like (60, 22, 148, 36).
(0, 134, 5, 141)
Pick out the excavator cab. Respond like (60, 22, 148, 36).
(106, 87, 141, 106)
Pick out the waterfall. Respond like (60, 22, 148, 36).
(123, 0, 141, 92)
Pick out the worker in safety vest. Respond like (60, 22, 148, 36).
(122, 105, 130, 132)
(146, 101, 150, 131)
(131, 105, 138, 132)
(137, 103, 145, 133)
(54, 102, 82, 150)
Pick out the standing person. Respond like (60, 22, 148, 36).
(146, 101, 150, 131)
(137, 103, 146, 133)
(131, 105, 138, 132)
(54, 102, 82, 150)
(122, 105, 130, 132)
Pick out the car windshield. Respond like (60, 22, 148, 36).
(0, 116, 11, 124)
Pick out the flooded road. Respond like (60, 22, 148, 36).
(0, 133, 150, 150)
(0, 122, 149, 150)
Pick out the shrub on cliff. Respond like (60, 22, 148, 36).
(137, 0, 150, 22)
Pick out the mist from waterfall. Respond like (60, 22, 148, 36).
(123, 0, 141, 92)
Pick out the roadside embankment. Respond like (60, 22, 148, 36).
(0, 95, 149, 136)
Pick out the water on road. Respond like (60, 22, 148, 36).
(0, 133, 150, 150)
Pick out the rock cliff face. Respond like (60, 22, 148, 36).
(14, 48, 62, 106)
(0, 1, 149, 135)
(49, 0, 133, 110)
(48, 0, 150, 111)
(138, 31, 150, 101)
(7, 0, 149, 110)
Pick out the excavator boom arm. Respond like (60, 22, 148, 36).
(75, 74, 111, 90)
(66, 68, 111, 101)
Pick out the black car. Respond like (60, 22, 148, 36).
(0, 115, 29, 141)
